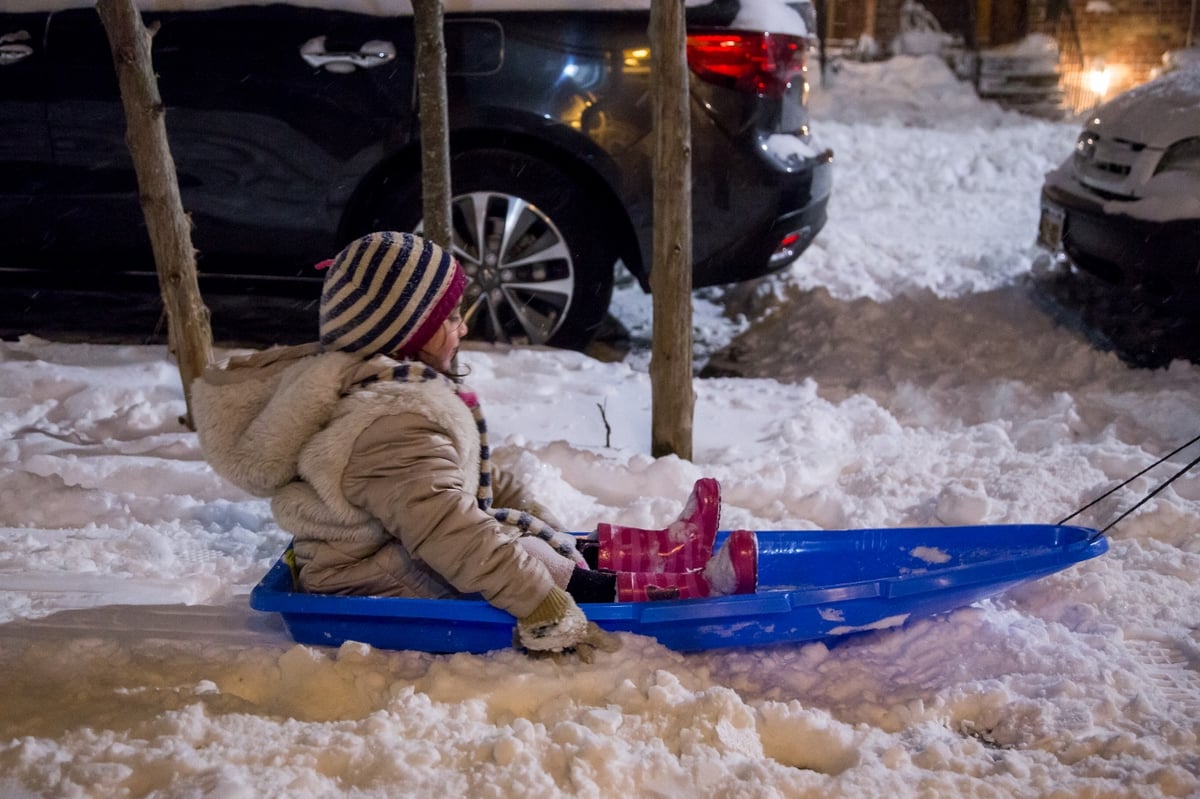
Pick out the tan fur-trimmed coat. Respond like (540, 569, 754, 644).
(191, 343, 556, 618)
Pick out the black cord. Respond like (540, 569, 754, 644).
(1058, 431, 1200, 527)
(1089, 452, 1200, 542)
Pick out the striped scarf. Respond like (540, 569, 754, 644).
(356, 359, 575, 559)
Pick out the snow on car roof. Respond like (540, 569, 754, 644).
(6, 0, 808, 35)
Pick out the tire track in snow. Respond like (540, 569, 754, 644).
(1126, 636, 1200, 722)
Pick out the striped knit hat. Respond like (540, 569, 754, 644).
(319, 231, 466, 357)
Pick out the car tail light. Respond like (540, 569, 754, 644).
(686, 32, 806, 98)
(770, 226, 812, 265)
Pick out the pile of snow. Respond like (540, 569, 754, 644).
(3, 56, 1199, 798)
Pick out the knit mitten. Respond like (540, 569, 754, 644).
(521, 621, 622, 663)
(516, 587, 589, 653)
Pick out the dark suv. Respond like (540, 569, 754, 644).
(1, 0, 831, 348)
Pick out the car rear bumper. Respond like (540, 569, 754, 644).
(688, 151, 833, 288)
(1040, 174, 1200, 295)
(697, 187, 830, 286)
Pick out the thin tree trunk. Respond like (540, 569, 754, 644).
(96, 0, 212, 430)
(648, 0, 694, 460)
(412, 0, 452, 249)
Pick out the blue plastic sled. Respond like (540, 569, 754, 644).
(249, 524, 1107, 654)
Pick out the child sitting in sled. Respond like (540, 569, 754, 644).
(192, 231, 756, 653)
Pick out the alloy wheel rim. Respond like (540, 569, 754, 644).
(440, 190, 576, 346)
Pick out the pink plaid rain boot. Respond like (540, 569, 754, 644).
(616, 530, 758, 601)
(596, 477, 721, 574)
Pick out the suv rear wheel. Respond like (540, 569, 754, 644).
(374, 150, 616, 350)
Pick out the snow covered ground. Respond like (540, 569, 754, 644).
(2, 55, 1199, 798)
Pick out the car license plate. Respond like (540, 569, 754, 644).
(1036, 203, 1064, 251)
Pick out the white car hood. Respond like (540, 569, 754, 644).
(1085, 67, 1200, 147)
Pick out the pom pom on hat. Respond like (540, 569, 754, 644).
(319, 231, 466, 357)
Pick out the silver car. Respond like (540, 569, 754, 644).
(1037, 63, 1200, 295)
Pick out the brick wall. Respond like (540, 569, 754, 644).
(823, 1, 1194, 106)
(1023, 1, 1191, 97)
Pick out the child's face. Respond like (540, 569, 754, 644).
(417, 306, 467, 373)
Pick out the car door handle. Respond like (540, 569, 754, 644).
(300, 36, 395, 73)
(0, 31, 33, 66)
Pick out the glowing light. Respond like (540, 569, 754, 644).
(1085, 58, 1110, 99)
(622, 47, 651, 72)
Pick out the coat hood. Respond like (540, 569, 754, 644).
(191, 343, 364, 497)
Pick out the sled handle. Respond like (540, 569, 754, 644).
(1058, 432, 1200, 541)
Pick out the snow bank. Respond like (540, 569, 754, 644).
(2, 53, 1199, 799)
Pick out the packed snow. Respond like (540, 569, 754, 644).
(3, 55, 1200, 798)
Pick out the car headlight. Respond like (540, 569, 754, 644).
(1155, 137, 1200, 175)
(1073, 131, 1098, 166)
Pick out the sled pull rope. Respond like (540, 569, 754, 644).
(1056, 432, 1200, 542)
